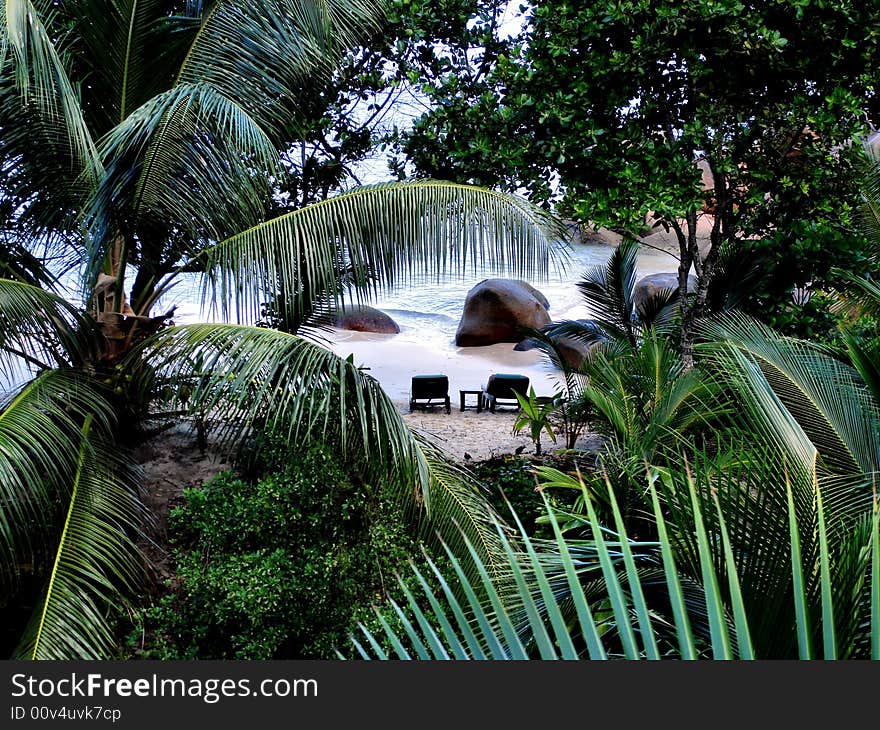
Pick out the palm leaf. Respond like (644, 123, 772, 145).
(686, 473, 733, 659)
(648, 477, 698, 658)
(414, 452, 513, 582)
(86, 82, 281, 287)
(13, 416, 145, 659)
(541, 492, 607, 659)
(698, 313, 880, 477)
(1, 0, 100, 185)
(0, 278, 95, 381)
(69, 0, 176, 129)
(198, 180, 568, 325)
(0, 369, 118, 595)
(504, 506, 580, 659)
(345, 464, 880, 659)
(871, 497, 879, 660)
(838, 327, 880, 407)
(579, 484, 640, 658)
(577, 236, 639, 336)
(175, 0, 384, 140)
(786, 480, 813, 659)
(712, 489, 755, 659)
(831, 269, 880, 320)
(858, 155, 880, 262)
(143, 322, 428, 479)
(139, 323, 512, 578)
(346, 478, 743, 660)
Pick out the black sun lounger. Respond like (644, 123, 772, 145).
(409, 374, 451, 414)
(481, 373, 530, 413)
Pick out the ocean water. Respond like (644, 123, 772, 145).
(317, 238, 681, 404)
(4, 238, 681, 402)
(359, 238, 679, 348)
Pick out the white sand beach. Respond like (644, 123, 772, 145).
(323, 223, 709, 447)
(152, 223, 711, 473)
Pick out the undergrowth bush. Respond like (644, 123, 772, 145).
(471, 454, 582, 539)
(130, 435, 423, 659)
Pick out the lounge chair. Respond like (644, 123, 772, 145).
(481, 373, 530, 413)
(409, 374, 451, 414)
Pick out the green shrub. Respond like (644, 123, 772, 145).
(133, 439, 421, 659)
(471, 455, 579, 539)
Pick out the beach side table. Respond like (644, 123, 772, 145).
(459, 389, 483, 413)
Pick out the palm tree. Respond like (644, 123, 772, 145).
(505, 306, 880, 657)
(0, 1, 566, 657)
(539, 236, 679, 359)
(521, 236, 683, 449)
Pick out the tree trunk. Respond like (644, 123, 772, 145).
(672, 216, 696, 369)
(676, 160, 730, 369)
(91, 236, 171, 366)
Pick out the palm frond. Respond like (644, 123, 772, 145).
(138, 323, 512, 578)
(871, 497, 880, 660)
(839, 327, 880, 407)
(348, 466, 879, 659)
(698, 313, 880, 476)
(832, 268, 880, 320)
(14, 416, 145, 659)
(576, 236, 639, 339)
(143, 323, 426, 475)
(198, 181, 568, 325)
(0, 369, 117, 597)
(635, 285, 680, 327)
(86, 82, 280, 287)
(0, 278, 96, 382)
(346, 477, 739, 660)
(858, 155, 880, 262)
(1, 0, 100, 185)
(0, 238, 56, 288)
(575, 332, 720, 463)
(69, 0, 175, 129)
(413, 450, 513, 582)
(175, 0, 384, 141)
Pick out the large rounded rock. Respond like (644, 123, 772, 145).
(455, 279, 551, 347)
(634, 272, 696, 312)
(553, 326, 599, 371)
(332, 305, 400, 334)
(515, 319, 599, 370)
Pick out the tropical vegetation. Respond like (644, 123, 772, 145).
(353, 244, 880, 659)
(0, 0, 878, 661)
(0, 0, 563, 658)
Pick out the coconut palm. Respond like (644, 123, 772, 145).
(0, 1, 567, 657)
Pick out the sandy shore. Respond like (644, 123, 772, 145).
(401, 403, 602, 462)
